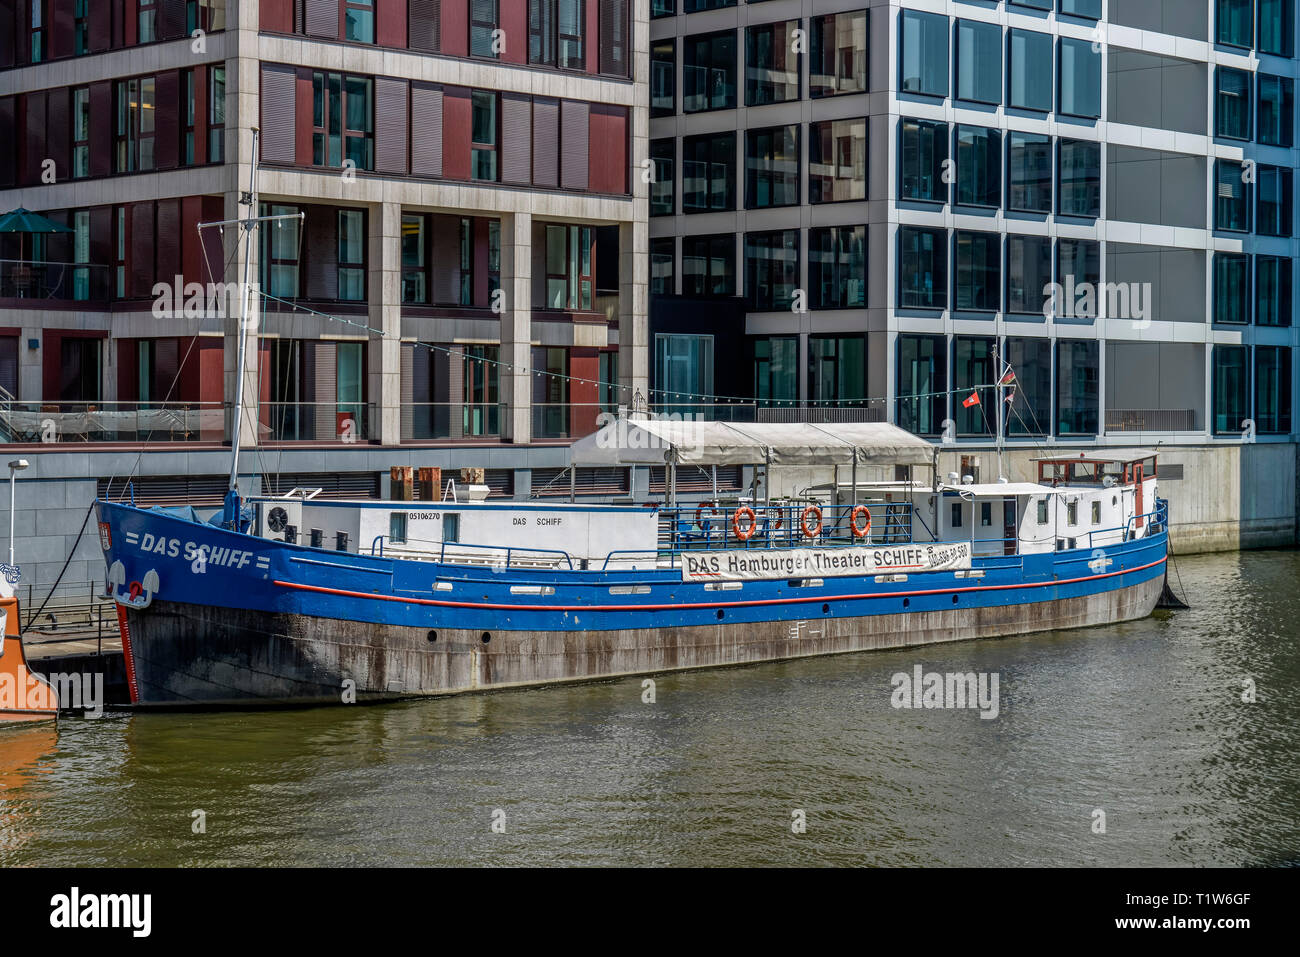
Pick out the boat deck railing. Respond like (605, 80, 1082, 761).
(659, 501, 915, 552)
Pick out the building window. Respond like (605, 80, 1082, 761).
(1007, 131, 1051, 213)
(1216, 0, 1253, 48)
(955, 125, 1000, 209)
(72, 210, 91, 300)
(530, 0, 584, 69)
(1006, 235, 1051, 315)
(1008, 29, 1053, 112)
(955, 19, 1001, 105)
(471, 0, 500, 58)
(1213, 253, 1251, 324)
(809, 336, 866, 405)
(1005, 337, 1051, 435)
(753, 337, 798, 406)
(898, 226, 947, 310)
(1212, 344, 1250, 434)
(344, 0, 374, 42)
(1057, 340, 1099, 435)
(1255, 346, 1293, 434)
(1060, 0, 1102, 19)
(809, 226, 866, 309)
(651, 238, 674, 296)
(74, 0, 88, 54)
(1258, 0, 1295, 57)
(1215, 160, 1251, 232)
(745, 230, 799, 312)
(685, 0, 733, 10)
(682, 132, 735, 213)
(655, 334, 714, 413)
(954, 336, 995, 436)
(652, 0, 674, 18)
(1257, 165, 1293, 237)
(900, 9, 948, 98)
(809, 118, 866, 204)
(900, 118, 947, 203)
(1057, 139, 1100, 217)
(115, 77, 157, 172)
(312, 73, 373, 170)
(683, 30, 737, 113)
(401, 214, 428, 304)
(114, 206, 127, 297)
(471, 91, 498, 181)
(59, 337, 101, 401)
(1256, 255, 1293, 326)
(544, 225, 595, 310)
(139, 0, 157, 43)
(72, 87, 90, 178)
(953, 230, 1000, 312)
(682, 235, 734, 297)
(210, 66, 226, 162)
(896, 334, 946, 435)
(746, 20, 800, 106)
(1056, 239, 1100, 312)
(182, 69, 197, 165)
(1058, 37, 1101, 118)
(1216, 67, 1252, 140)
(187, 0, 226, 33)
(811, 10, 867, 98)
(28, 0, 45, 61)
(1258, 74, 1295, 147)
(338, 210, 366, 301)
(458, 218, 473, 305)
(650, 139, 675, 216)
(259, 206, 301, 298)
(652, 39, 675, 116)
(745, 125, 799, 209)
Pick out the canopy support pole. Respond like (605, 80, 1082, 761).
(668, 461, 676, 507)
(569, 465, 575, 503)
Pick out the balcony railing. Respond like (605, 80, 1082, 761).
(0, 401, 226, 443)
(0, 260, 113, 301)
(401, 402, 505, 441)
(1105, 409, 1198, 433)
(261, 402, 374, 443)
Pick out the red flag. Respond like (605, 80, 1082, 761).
(1004, 388, 1016, 405)
(961, 391, 980, 408)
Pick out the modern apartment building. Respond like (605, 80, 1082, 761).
(647, 0, 1299, 460)
(0, 0, 647, 587)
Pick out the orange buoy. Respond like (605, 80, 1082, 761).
(800, 506, 823, 539)
(850, 505, 872, 538)
(732, 506, 757, 541)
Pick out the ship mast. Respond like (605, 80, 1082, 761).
(197, 128, 302, 529)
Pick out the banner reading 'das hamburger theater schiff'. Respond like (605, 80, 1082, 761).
(680, 542, 973, 583)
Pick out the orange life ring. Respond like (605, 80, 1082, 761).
(732, 506, 757, 541)
(850, 505, 872, 538)
(769, 508, 783, 531)
(695, 503, 718, 529)
(801, 505, 823, 539)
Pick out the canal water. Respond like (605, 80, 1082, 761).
(2, 549, 1297, 867)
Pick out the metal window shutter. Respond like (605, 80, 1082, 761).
(304, 210, 339, 300)
(159, 0, 187, 40)
(375, 76, 409, 174)
(599, 0, 628, 77)
(155, 337, 180, 395)
(500, 92, 532, 185)
(0, 99, 12, 186)
(376, 0, 408, 47)
(261, 65, 298, 164)
(587, 103, 627, 194)
(49, 0, 75, 61)
(532, 467, 629, 496)
(410, 0, 442, 51)
(532, 97, 559, 187)
(44, 86, 70, 183)
(23, 92, 46, 187)
(155, 199, 182, 288)
(411, 84, 444, 177)
(560, 100, 589, 190)
(0, 338, 18, 397)
(89, 82, 112, 177)
(153, 70, 179, 170)
(484, 470, 515, 497)
(130, 203, 155, 298)
(305, 0, 340, 39)
(400, 343, 414, 440)
(431, 214, 461, 304)
(263, 472, 382, 499)
(650, 465, 743, 494)
(97, 476, 229, 507)
(313, 341, 338, 440)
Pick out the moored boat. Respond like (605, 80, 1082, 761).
(94, 424, 1169, 708)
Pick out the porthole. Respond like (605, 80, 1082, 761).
(952, 594, 959, 604)
(903, 598, 910, 609)
(427, 630, 438, 643)
(822, 603, 830, 614)
(480, 632, 491, 644)
(716, 609, 725, 620)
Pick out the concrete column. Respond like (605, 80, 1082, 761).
(369, 201, 402, 445)
(500, 211, 532, 443)
(618, 219, 650, 410)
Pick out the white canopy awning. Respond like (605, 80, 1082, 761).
(569, 417, 936, 468)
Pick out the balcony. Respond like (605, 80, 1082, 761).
(0, 260, 112, 302)
(261, 402, 375, 443)
(0, 400, 226, 444)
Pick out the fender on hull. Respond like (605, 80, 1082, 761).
(123, 572, 1165, 708)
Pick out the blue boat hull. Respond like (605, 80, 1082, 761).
(94, 500, 1169, 707)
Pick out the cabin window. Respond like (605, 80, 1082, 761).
(1036, 498, 1049, 524)
(1091, 501, 1101, 524)
(443, 513, 460, 543)
(951, 503, 963, 528)
(1066, 501, 1078, 526)
(389, 512, 407, 544)
(980, 502, 992, 526)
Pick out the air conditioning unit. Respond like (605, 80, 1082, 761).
(260, 500, 303, 540)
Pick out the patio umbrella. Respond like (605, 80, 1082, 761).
(0, 207, 74, 262)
